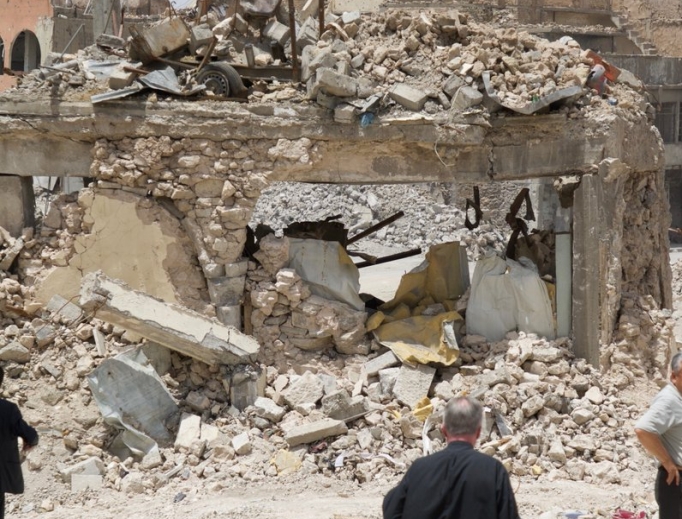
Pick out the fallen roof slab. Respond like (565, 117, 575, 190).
(79, 271, 259, 365)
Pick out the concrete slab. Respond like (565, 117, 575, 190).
(285, 418, 348, 447)
(79, 272, 259, 366)
(175, 413, 201, 451)
(330, 0, 382, 14)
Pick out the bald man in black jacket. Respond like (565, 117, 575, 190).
(0, 366, 38, 519)
(383, 397, 520, 519)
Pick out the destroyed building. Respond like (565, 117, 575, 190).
(0, 0, 677, 516)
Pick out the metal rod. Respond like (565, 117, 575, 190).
(287, 0, 299, 82)
(318, 0, 325, 39)
(356, 248, 422, 268)
(347, 211, 405, 245)
(60, 23, 85, 60)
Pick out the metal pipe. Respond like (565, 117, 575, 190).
(287, 0, 299, 82)
(59, 23, 85, 60)
(356, 248, 422, 268)
(347, 211, 405, 245)
(318, 0, 325, 39)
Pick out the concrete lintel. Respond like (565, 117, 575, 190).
(79, 272, 260, 366)
(0, 137, 92, 177)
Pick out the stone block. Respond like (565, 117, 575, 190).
(297, 17, 319, 53)
(389, 84, 428, 111)
(364, 350, 399, 376)
(108, 67, 136, 90)
(0, 175, 35, 238)
(190, 24, 214, 55)
(392, 364, 436, 409)
(334, 104, 356, 123)
(316, 91, 341, 109)
(253, 396, 286, 422)
(71, 474, 103, 492)
(0, 342, 31, 363)
(282, 371, 324, 408)
(79, 272, 259, 366)
(451, 86, 483, 110)
(35, 324, 57, 348)
(285, 418, 348, 447)
(314, 68, 358, 98)
(263, 20, 291, 47)
(175, 413, 201, 451)
(232, 432, 252, 455)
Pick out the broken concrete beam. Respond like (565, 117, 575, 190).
(190, 24, 214, 55)
(263, 19, 291, 47)
(364, 350, 400, 376)
(451, 86, 484, 110)
(313, 68, 358, 98)
(285, 418, 348, 447)
(79, 272, 259, 366)
(392, 363, 436, 409)
(389, 84, 428, 111)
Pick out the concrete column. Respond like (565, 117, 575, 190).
(0, 174, 35, 237)
(571, 174, 601, 366)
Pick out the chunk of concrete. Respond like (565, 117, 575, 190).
(232, 432, 252, 455)
(443, 74, 465, 98)
(263, 19, 291, 47)
(79, 272, 259, 366)
(175, 413, 201, 451)
(392, 364, 436, 409)
(228, 364, 266, 411)
(389, 83, 428, 111)
(301, 45, 336, 83)
(71, 474, 103, 492)
(313, 68, 358, 98)
(60, 457, 105, 483)
(451, 86, 483, 110)
(109, 66, 136, 90)
(321, 389, 366, 420)
(253, 396, 286, 422)
(285, 418, 348, 447)
(364, 350, 400, 376)
(282, 371, 324, 409)
(190, 24, 214, 55)
(186, 391, 211, 412)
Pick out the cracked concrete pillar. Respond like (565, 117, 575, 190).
(0, 174, 35, 237)
(571, 173, 600, 366)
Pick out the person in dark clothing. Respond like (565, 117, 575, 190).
(0, 366, 38, 519)
(383, 396, 521, 519)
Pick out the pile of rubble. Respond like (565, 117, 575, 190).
(0, 277, 672, 512)
(6, 4, 644, 122)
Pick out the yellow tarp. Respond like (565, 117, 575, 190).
(373, 242, 468, 366)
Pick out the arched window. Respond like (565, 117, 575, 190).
(11, 31, 41, 73)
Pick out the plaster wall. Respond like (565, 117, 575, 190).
(0, 0, 53, 69)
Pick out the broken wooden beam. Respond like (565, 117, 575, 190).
(79, 271, 259, 365)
